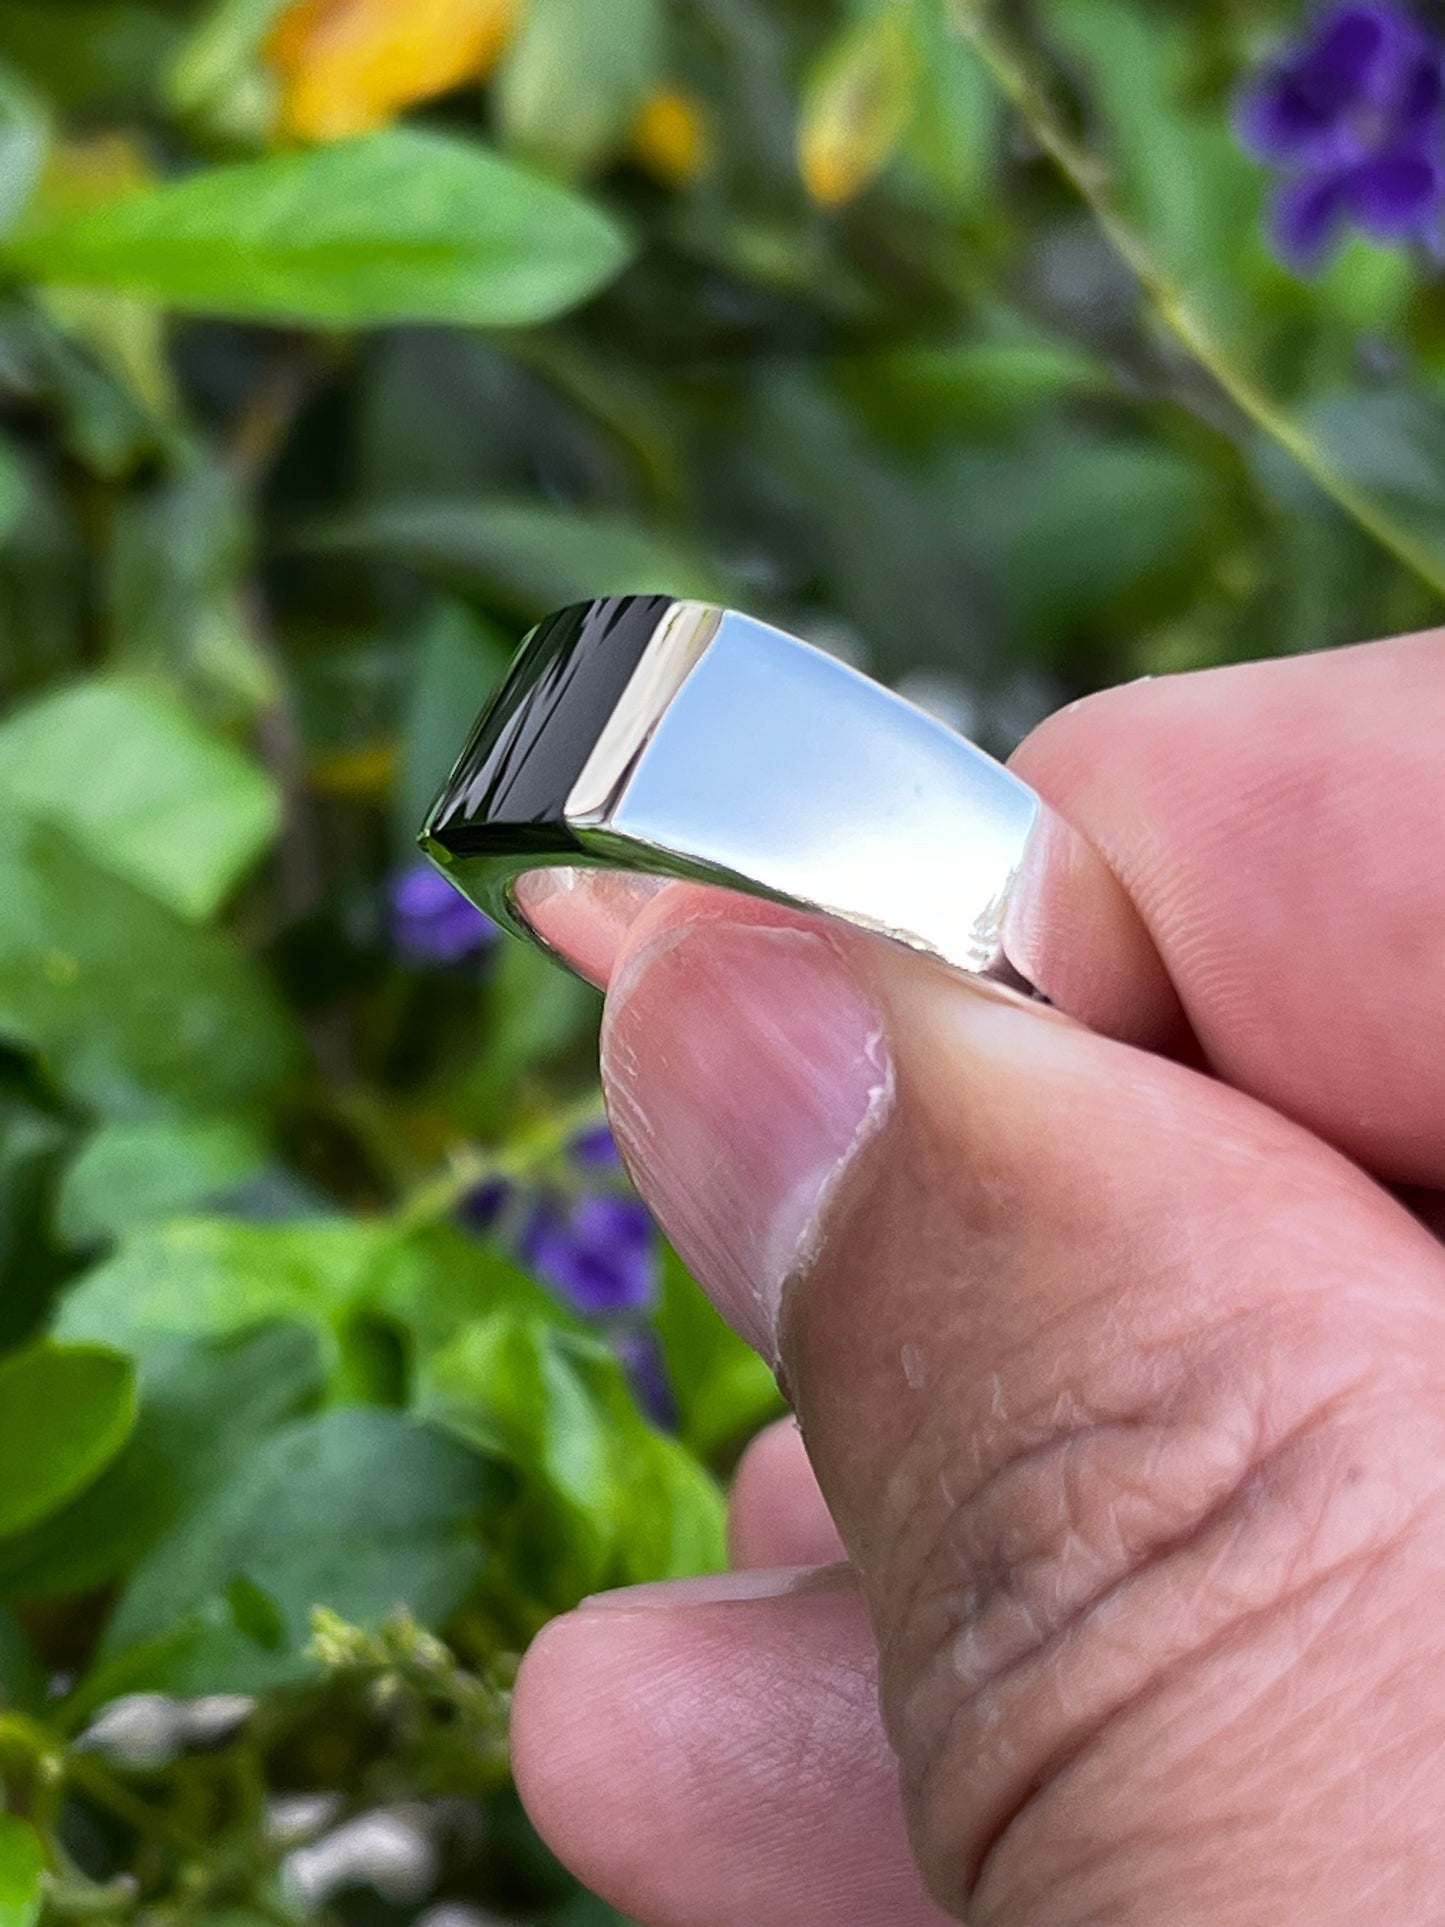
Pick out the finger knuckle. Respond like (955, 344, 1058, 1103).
(870, 1304, 1445, 1920)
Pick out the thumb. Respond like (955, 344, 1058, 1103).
(601, 898, 1445, 1925)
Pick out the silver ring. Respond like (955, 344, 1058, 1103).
(419, 596, 1057, 997)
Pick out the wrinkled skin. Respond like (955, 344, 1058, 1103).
(513, 631, 1445, 1926)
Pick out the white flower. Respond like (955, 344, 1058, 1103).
(283, 1808, 438, 1907)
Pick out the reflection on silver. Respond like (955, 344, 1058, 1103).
(419, 596, 1050, 997)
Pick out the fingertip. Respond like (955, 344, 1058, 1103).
(509, 1610, 600, 1850)
(1005, 797, 1186, 1050)
(511, 1585, 945, 1927)
(511, 1608, 672, 1911)
(729, 1419, 846, 1569)
(1008, 639, 1445, 1181)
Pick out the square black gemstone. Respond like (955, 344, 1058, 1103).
(421, 595, 675, 859)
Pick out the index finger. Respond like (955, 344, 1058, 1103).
(1010, 628, 1445, 1185)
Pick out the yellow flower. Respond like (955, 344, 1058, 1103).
(267, 0, 523, 143)
(630, 85, 711, 187)
(798, 5, 916, 208)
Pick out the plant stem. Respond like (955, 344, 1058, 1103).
(394, 1090, 608, 1234)
(951, 0, 1445, 599)
(63, 1755, 193, 1849)
(225, 336, 332, 494)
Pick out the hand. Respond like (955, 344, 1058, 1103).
(512, 631, 1445, 1927)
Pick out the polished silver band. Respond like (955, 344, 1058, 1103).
(419, 596, 1052, 996)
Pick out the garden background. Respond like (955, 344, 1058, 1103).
(0, 1, 1440, 1923)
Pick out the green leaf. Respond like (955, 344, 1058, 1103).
(0, 449, 85, 685)
(297, 498, 721, 616)
(100, 1407, 509, 1693)
(168, 0, 287, 131)
(498, 0, 662, 179)
(426, 1318, 613, 1530)
(0, 1815, 42, 1927)
(0, 1083, 71, 1350)
(1045, 0, 1266, 329)
(461, 938, 599, 1128)
(0, 439, 28, 543)
(1310, 234, 1418, 339)
(394, 600, 511, 859)
(654, 1246, 783, 1460)
(841, 328, 1106, 443)
(356, 331, 597, 502)
(743, 369, 994, 677)
(622, 1425, 730, 1582)
(0, 1606, 44, 1711)
(941, 426, 1227, 659)
(0, 62, 46, 241)
(0, 817, 298, 1117)
(0, 1342, 135, 1538)
(371, 1222, 580, 1358)
(0, 4, 179, 113)
(110, 466, 277, 720)
(59, 1214, 605, 1426)
(57, 1217, 392, 1354)
(903, 0, 998, 208)
(4, 130, 634, 329)
(57, 1116, 268, 1245)
(1299, 387, 1445, 575)
(0, 1324, 322, 1603)
(1242, 407, 1421, 664)
(0, 677, 280, 920)
(422, 1314, 724, 1607)
(798, 2, 917, 207)
(0, 305, 155, 483)
(38, 286, 178, 429)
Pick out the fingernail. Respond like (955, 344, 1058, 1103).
(601, 919, 894, 1362)
(583, 1564, 854, 1611)
(512, 867, 667, 988)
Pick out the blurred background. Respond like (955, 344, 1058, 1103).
(0, 0, 1441, 1922)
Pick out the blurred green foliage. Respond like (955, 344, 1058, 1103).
(0, 0, 1440, 1922)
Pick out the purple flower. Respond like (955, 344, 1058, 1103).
(458, 1173, 512, 1235)
(1235, 4, 1445, 268)
(613, 1327, 681, 1432)
(568, 1120, 624, 1170)
(390, 864, 499, 967)
(519, 1192, 659, 1317)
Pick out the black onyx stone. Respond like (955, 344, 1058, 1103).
(420, 595, 674, 858)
